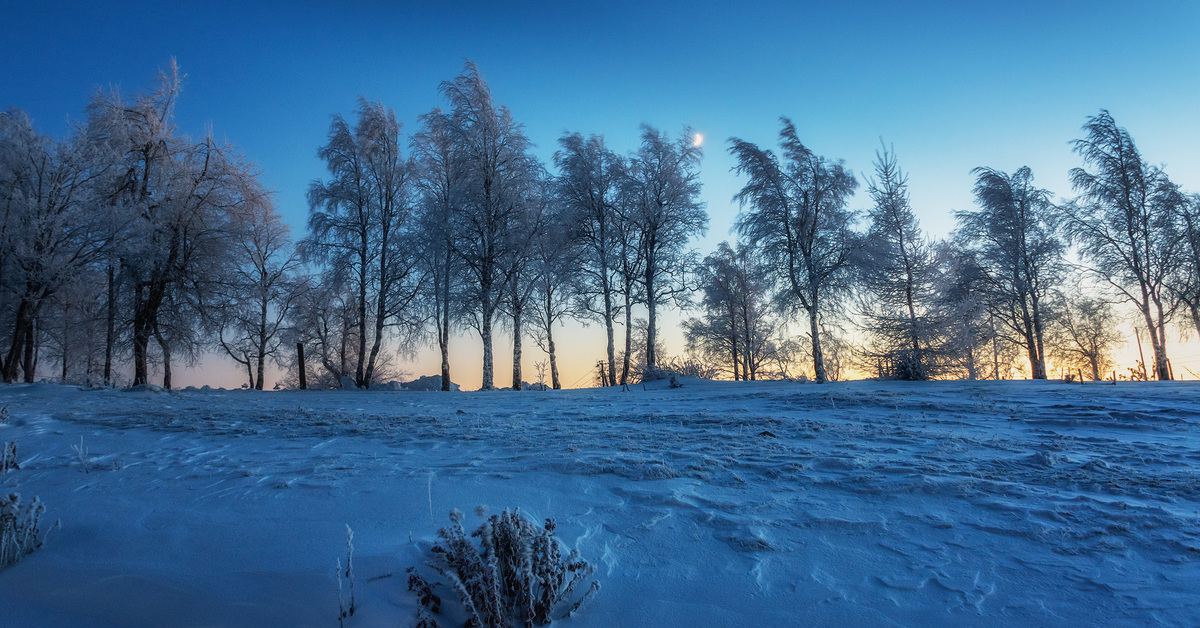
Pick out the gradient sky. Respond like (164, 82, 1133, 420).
(5, 1, 1200, 388)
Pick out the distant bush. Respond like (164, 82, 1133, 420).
(1, 494, 56, 570)
(408, 507, 599, 627)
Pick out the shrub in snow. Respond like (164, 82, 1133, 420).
(1, 441, 17, 472)
(408, 507, 600, 628)
(403, 375, 461, 391)
(1, 494, 56, 570)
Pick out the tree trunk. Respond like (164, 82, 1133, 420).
(730, 303, 740, 381)
(132, 310, 150, 387)
(511, 303, 523, 391)
(621, 289, 633, 386)
(104, 264, 116, 386)
(1030, 294, 1048, 380)
(22, 316, 36, 384)
(60, 296, 70, 382)
(256, 295, 268, 390)
(153, 322, 171, 389)
(439, 253, 452, 391)
(1152, 299, 1171, 381)
(245, 356, 255, 389)
(3, 298, 32, 383)
(603, 289, 617, 390)
(548, 326, 561, 390)
(645, 266, 657, 369)
(297, 342, 307, 390)
(809, 303, 827, 383)
(352, 246, 367, 389)
(481, 301, 495, 391)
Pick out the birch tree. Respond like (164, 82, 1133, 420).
(1063, 110, 1184, 381)
(303, 98, 421, 389)
(730, 118, 857, 383)
(625, 125, 707, 369)
(439, 61, 539, 390)
(412, 108, 464, 391)
(955, 166, 1061, 379)
(554, 132, 623, 387)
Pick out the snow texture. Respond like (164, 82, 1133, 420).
(0, 379, 1198, 626)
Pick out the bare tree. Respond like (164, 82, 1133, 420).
(730, 118, 858, 383)
(625, 125, 707, 369)
(213, 198, 303, 389)
(1063, 110, 1184, 381)
(956, 166, 1062, 380)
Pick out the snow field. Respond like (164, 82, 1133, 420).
(0, 379, 1199, 626)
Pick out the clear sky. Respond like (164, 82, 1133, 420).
(5, 1, 1200, 388)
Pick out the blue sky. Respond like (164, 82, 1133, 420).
(5, 1, 1200, 386)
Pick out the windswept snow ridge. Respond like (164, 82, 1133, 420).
(0, 380, 1198, 627)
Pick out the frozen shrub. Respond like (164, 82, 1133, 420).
(640, 364, 671, 383)
(1, 441, 17, 472)
(1, 493, 56, 570)
(409, 507, 600, 627)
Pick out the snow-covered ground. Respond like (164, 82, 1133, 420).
(1, 379, 1199, 627)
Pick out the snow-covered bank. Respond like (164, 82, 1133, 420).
(1, 380, 1198, 626)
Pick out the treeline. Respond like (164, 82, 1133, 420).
(702, 115, 1198, 383)
(2, 61, 1198, 389)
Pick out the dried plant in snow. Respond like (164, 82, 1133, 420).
(1, 441, 17, 473)
(71, 436, 89, 474)
(409, 507, 600, 627)
(1, 493, 57, 570)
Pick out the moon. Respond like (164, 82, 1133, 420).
(693, 133, 704, 147)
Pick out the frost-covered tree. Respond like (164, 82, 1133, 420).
(956, 166, 1061, 380)
(554, 133, 624, 387)
(1170, 194, 1200, 339)
(529, 202, 582, 390)
(285, 270, 359, 388)
(730, 118, 857, 383)
(213, 198, 303, 390)
(411, 108, 466, 391)
(853, 145, 938, 380)
(1048, 291, 1123, 381)
(439, 62, 541, 390)
(1063, 110, 1184, 381)
(303, 98, 421, 389)
(89, 62, 260, 387)
(683, 241, 774, 380)
(932, 240, 992, 380)
(0, 109, 112, 383)
(625, 125, 707, 369)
